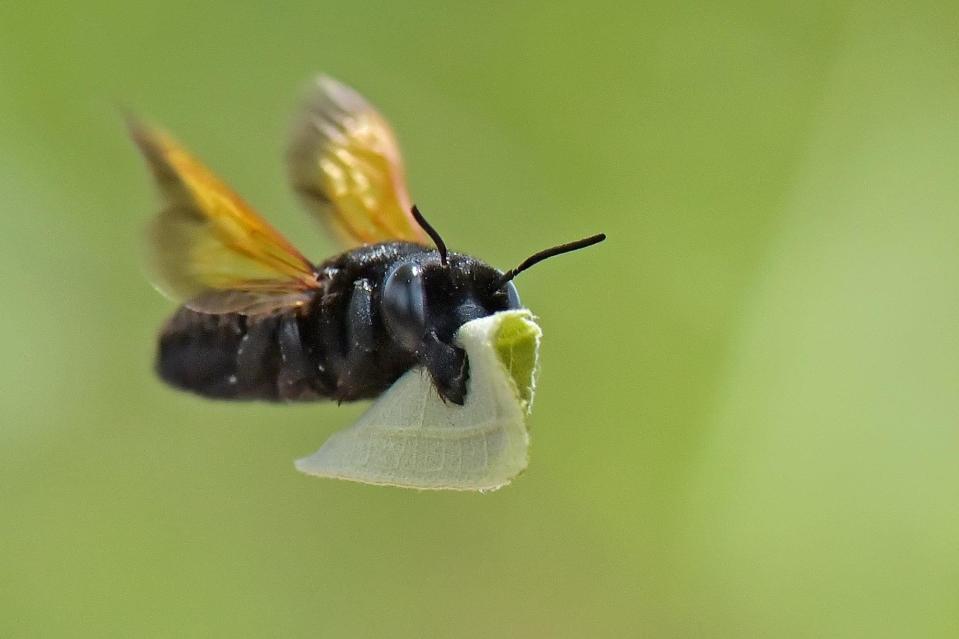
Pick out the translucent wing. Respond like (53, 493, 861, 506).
(130, 119, 322, 314)
(287, 75, 428, 248)
(296, 310, 542, 491)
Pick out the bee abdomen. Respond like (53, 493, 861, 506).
(156, 307, 328, 402)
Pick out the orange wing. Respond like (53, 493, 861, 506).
(130, 119, 322, 315)
(286, 75, 428, 248)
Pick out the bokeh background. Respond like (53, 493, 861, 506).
(2, 1, 958, 637)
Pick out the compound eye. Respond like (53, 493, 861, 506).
(382, 262, 428, 350)
(504, 281, 521, 309)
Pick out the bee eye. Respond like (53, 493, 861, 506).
(382, 262, 427, 350)
(504, 281, 522, 309)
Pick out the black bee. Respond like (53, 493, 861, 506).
(133, 76, 604, 406)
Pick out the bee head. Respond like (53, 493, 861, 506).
(382, 205, 604, 353)
(381, 253, 521, 353)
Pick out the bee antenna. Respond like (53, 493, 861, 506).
(411, 205, 448, 266)
(494, 233, 607, 289)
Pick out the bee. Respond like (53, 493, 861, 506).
(132, 76, 605, 407)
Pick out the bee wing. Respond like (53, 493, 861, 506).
(130, 119, 322, 315)
(286, 75, 428, 248)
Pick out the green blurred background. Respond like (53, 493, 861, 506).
(2, 1, 958, 637)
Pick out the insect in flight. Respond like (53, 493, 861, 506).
(132, 76, 605, 411)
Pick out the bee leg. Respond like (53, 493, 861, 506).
(235, 316, 282, 399)
(335, 279, 378, 399)
(317, 291, 348, 386)
(276, 314, 327, 401)
(421, 331, 469, 406)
